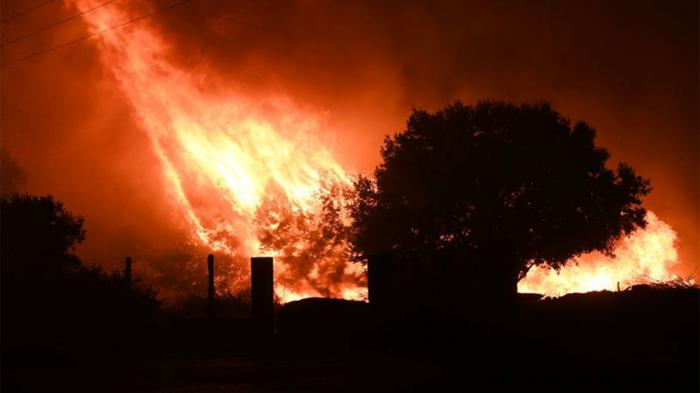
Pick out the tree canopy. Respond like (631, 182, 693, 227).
(350, 101, 651, 293)
(1, 194, 85, 275)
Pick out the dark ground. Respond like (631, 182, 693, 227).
(3, 285, 699, 393)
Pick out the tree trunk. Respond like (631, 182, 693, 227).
(475, 252, 520, 322)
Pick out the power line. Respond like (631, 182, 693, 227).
(1, 0, 57, 24)
(1, 0, 196, 68)
(2, 0, 122, 47)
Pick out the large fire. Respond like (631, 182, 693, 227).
(71, 1, 685, 301)
(71, 0, 364, 301)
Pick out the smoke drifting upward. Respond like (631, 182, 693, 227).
(1, 0, 697, 299)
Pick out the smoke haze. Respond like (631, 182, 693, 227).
(1, 0, 697, 293)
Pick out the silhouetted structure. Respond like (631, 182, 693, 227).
(366, 251, 466, 315)
(251, 257, 273, 332)
(124, 256, 132, 286)
(367, 253, 391, 306)
(207, 254, 215, 319)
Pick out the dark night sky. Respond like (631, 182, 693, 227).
(1, 0, 698, 279)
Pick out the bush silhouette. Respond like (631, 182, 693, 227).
(1, 194, 85, 277)
(1, 194, 161, 368)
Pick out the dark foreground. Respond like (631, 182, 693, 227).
(3, 286, 698, 393)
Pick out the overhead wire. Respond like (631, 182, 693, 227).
(1, 0, 57, 24)
(2, 0, 122, 47)
(1, 0, 196, 68)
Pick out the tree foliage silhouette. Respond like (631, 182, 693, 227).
(351, 101, 651, 295)
(1, 194, 161, 369)
(1, 194, 85, 276)
(256, 183, 361, 297)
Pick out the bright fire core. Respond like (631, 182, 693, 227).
(518, 212, 686, 296)
(73, 1, 685, 301)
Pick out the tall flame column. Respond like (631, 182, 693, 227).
(251, 257, 274, 333)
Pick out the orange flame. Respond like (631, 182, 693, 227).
(71, 0, 364, 301)
(518, 211, 689, 296)
(72, 1, 684, 302)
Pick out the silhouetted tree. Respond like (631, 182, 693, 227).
(1, 194, 85, 276)
(351, 101, 650, 297)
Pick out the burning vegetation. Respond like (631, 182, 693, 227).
(62, 0, 690, 301)
(519, 211, 690, 296)
(71, 0, 363, 301)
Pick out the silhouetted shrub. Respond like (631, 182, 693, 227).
(1, 194, 162, 367)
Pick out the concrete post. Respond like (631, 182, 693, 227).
(251, 257, 274, 332)
(208, 254, 215, 319)
(367, 253, 391, 306)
